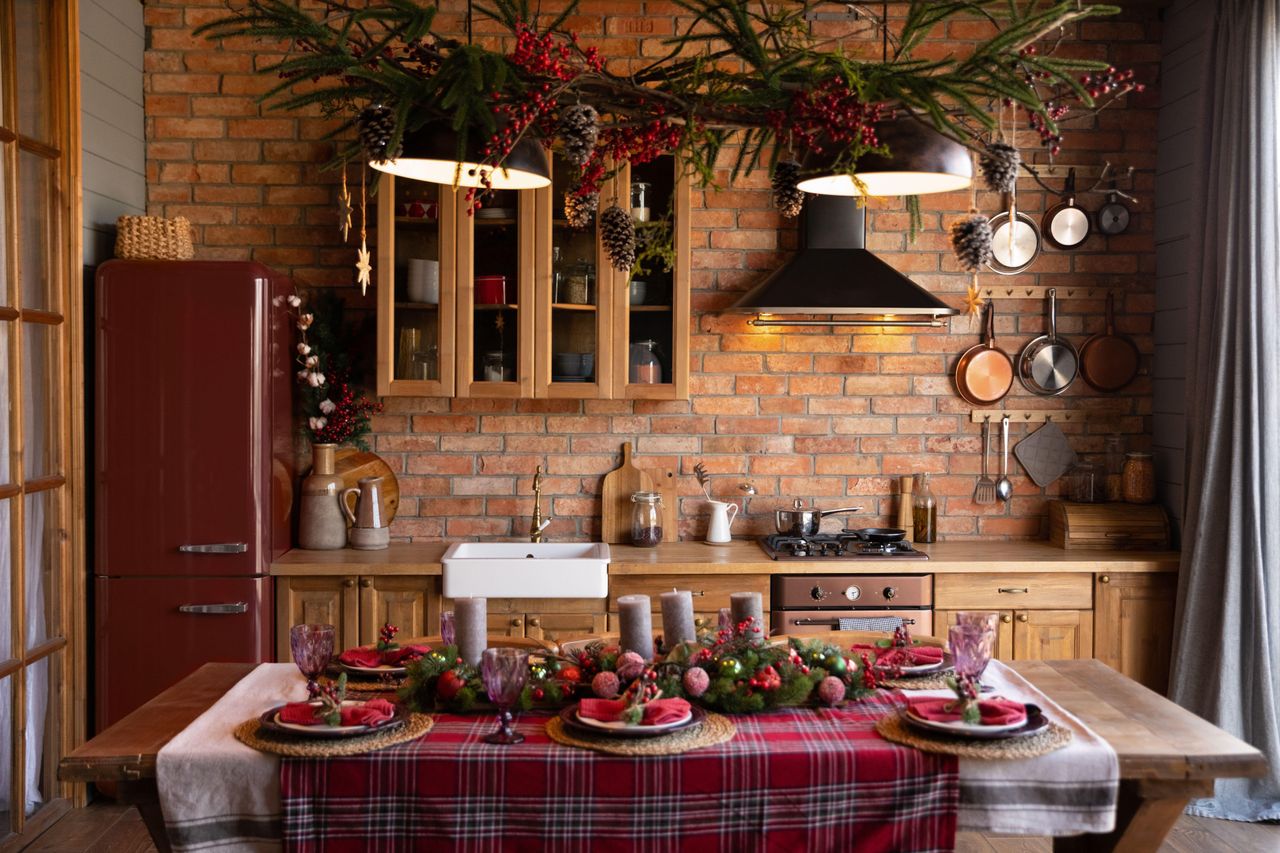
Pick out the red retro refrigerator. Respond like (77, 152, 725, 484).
(93, 260, 294, 730)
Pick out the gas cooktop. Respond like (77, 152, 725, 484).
(758, 533, 930, 560)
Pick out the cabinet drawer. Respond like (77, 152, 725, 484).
(610, 574, 770, 614)
(934, 573, 1091, 610)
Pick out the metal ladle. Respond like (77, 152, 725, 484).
(995, 415, 1013, 502)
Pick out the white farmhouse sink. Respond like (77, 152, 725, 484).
(441, 542, 610, 599)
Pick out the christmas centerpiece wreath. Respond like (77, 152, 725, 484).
(199, 1, 1143, 271)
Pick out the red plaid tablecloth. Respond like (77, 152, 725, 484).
(280, 692, 957, 853)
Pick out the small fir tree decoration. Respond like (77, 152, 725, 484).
(557, 103, 599, 167)
(564, 190, 598, 230)
(357, 104, 401, 163)
(979, 141, 1021, 193)
(950, 210, 994, 272)
(601, 203, 637, 271)
(771, 160, 805, 218)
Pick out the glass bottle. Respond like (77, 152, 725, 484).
(912, 473, 937, 543)
(551, 246, 564, 303)
(1104, 434, 1126, 502)
(630, 182, 652, 222)
(630, 491, 663, 547)
(630, 339, 662, 384)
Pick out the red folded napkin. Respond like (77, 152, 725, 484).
(337, 647, 384, 668)
(382, 645, 431, 665)
(907, 696, 1026, 726)
(277, 698, 397, 728)
(853, 644, 944, 668)
(577, 698, 692, 726)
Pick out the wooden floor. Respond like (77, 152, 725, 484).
(10, 802, 1279, 851)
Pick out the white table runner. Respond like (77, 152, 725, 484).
(156, 663, 300, 851)
(910, 659, 1120, 835)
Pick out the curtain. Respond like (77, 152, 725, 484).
(1169, 0, 1280, 823)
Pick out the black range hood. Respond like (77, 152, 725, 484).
(730, 195, 957, 323)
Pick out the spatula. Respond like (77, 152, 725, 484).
(973, 417, 997, 505)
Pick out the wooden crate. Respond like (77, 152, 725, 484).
(1047, 500, 1171, 550)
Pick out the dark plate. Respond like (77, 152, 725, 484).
(559, 703, 705, 739)
(902, 705, 1049, 740)
(258, 701, 409, 739)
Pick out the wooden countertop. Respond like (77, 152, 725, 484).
(271, 540, 1178, 576)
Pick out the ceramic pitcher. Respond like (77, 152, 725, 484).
(298, 443, 347, 550)
(705, 500, 739, 544)
(341, 476, 385, 529)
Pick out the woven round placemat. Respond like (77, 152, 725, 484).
(340, 678, 403, 694)
(545, 714, 736, 756)
(875, 712, 1072, 760)
(234, 713, 433, 758)
(881, 672, 953, 690)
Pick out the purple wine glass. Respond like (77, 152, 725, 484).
(481, 647, 528, 745)
(290, 624, 335, 698)
(440, 611, 456, 646)
(718, 607, 733, 633)
(955, 611, 999, 634)
(948, 623, 995, 684)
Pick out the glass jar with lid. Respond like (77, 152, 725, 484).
(630, 182, 652, 222)
(564, 257, 593, 304)
(1068, 461, 1103, 503)
(630, 491, 664, 547)
(1104, 434, 1126, 502)
(1122, 452, 1156, 504)
(630, 340, 662, 384)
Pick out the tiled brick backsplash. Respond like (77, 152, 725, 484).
(144, 1, 1161, 541)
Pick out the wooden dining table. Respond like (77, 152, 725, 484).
(60, 659, 1266, 853)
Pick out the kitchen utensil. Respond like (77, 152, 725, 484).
(897, 475, 914, 543)
(1096, 191, 1131, 235)
(1013, 419, 1079, 487)
(601, 442, 649, 544)
(334, 448, 400, 524)
(1017, 288, 1078, 395)
(1042, 169, 1091, 250)
(774, 499, 864, 536)
(995, 415, 1013, 503)
(705, 500, 739, 544)
(1079, 291, 1140, 392)
(986, 209, 1042, 274)
(954, 302, 1014, 406)
(849, 528, 907, 544)
(973, 417, 997, 505)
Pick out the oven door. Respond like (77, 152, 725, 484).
(770, 608, 934, 637)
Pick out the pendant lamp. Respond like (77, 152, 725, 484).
(796, 118, 972, 197)
(369, 122, 550, 190)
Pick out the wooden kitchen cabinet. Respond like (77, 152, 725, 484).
(526, 612, 609, 645)
(934, 609, 1016, 661)
(1094, 572, 1177, 693)
(1011, 609, 1093, 661)
(610, 574, 771, 634)
(275, 575, 361, 660)
(358, 575, 439, 646)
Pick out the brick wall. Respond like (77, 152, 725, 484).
(143, 1, 1162, 542)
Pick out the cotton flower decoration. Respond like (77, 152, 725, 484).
(307, 372, 326, 387)
(305, 355, 319, 368)
(297, 343, 311, 355)
(287, 295, 302, 308)
(308, 416, 327, 431)
(297, 313, 314, 330)
(319, 399, 336, 414)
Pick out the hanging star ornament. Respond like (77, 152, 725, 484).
(964, 283, 985, 317)
(356, 241, 372, 294)
(337, 174, 353, 242)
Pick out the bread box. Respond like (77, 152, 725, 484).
(1048, 500, 1171, 550)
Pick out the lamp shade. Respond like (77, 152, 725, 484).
(797, 118, 972, 197)
(369, 120, 550, 189)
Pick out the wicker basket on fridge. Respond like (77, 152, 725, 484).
(114, 215, 195, 260)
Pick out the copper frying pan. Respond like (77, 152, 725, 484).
(954, 301, 1014, 406)
(1080, 291, 1139, 392)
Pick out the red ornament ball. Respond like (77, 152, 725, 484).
(616, 651, 646, 681)
(591, 671, 621, 698)
(436, 670, 466, 701)
(682, 666, 710, 698)
(817, 676, 846, 707)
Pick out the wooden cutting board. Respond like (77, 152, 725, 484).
(645, 466, 679, 542)
(601, 442, 648, 544)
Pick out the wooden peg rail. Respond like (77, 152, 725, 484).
(969, 410, 1093, 425)
(977, 285, 1117, 301)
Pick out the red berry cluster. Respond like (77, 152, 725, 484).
(510, 24, 602, 81)
(748, 665, 782, 691)
(1080, 66, 1144, 100)
(571, 118, 685, 198)
(859, 653, 879, 689)
(379, 623, 400, 646)
(788, 646, 812, 675)
(768, 77, 885, 155)
(311, 372, 383, 446)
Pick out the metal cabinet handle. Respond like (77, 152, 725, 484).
(528, 617, 541, 628)
(178, 602, 248, 615)
(1017, 613, 1029, 623)
(178, 543, 248, 554)
(1000, 614, 1012, 624)
(343, 578, 356, 588)
(997, 587, 1029, 594)
(1099, 575, 1111, 584)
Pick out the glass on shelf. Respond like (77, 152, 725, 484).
(630, 181, 652, 222)
(482, 350, 508, 383)
(629, 339, 662, 384)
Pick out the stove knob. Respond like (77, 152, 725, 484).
(810, 585, 828, 601)
(844, 585, 861, 602)
(882, 586, 898, 601)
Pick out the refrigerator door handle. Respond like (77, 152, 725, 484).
(178, 602, 249, 615)
(178, 543, 249, 554)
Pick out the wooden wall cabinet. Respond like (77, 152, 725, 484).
(377, 157, 691, 400)
(276, 575, 436, 659)
(1094, 572, 1177, 693)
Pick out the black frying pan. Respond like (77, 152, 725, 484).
(847, 528, 907, 544)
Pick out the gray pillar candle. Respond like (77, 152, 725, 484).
(730, 591, 765, 642)
(660, 589, 696, 648)
(616, 594, 654, 660)
(454, 597, 488, 667)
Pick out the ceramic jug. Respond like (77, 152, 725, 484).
(705, 500, 739, 544)
(298, 443, 347, 550)
(342, 475, 389, 550)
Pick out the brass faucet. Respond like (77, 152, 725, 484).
(530, 465, 552, 542)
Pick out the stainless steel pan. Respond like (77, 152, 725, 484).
(1017, 288, 1078, 395)
(775, 500, 863, 536)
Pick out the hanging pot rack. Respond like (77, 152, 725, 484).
(1019, 161, 1137, 201)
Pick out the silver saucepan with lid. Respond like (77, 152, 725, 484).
(775, 499, 863, 536)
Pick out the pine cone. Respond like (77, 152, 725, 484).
(557, 103, 599, 167)
(979, 141, 1020, 193)
(950, 213, 994, 271)
(357, 104, 401, 163)
(564, 190, 598, 229)
(771, 160, 805, 218)
(601, 203, 637, 271)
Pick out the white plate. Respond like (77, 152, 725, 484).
(895, 658, 946, 675)
(274, 700, 379, 735)
(904, 706, 1027, 734)
(576, 709, 693, 732)
(339, 662, 408, 677)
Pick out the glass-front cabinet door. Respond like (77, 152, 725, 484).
(612, 156, 690, 400)
(376, 174, 456, 396)
(455, 187, 535, 397)
(534, 154, 617, 398)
